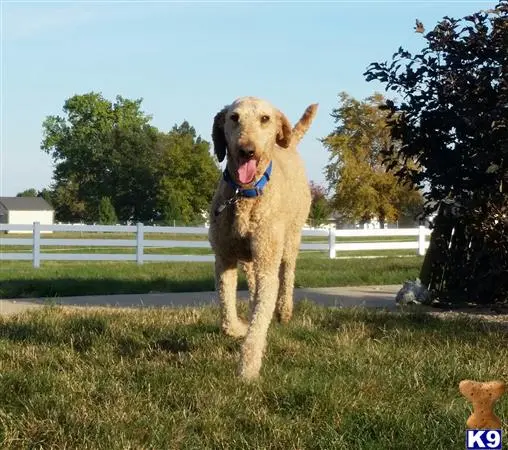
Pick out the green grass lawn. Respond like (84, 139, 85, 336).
(0, 256, 422, 299)
(0, 231, 425, 300)
(0, 304, 506, 449)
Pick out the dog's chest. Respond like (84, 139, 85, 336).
(231, 198, 262, 238)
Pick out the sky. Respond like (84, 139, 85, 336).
(0, 0, 494, 196)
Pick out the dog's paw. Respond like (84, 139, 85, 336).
(275, 303, 293, 324)
(238, 362, 261, 382)
(223, 319, 249, 338)
(275, 310, 292, 324)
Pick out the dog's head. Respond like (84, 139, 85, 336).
(212, 97, 292, 185)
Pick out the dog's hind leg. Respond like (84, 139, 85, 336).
(240, 261, 257, 319)
(275, 235, 301, 324)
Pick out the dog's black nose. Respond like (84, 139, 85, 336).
(239, 147, 255, 159)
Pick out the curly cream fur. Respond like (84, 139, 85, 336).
(208, 97, 318, 380)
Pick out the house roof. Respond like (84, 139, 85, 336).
(0, 197, 54, 211)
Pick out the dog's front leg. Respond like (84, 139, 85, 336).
(215, 255, 248, 338)
(238, 235, 283, 381)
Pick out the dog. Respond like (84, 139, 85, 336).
(208, 96, 318, 380)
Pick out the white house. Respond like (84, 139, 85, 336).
(0, 197, 55, 234)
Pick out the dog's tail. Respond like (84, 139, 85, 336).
(291, 103, 318, 147)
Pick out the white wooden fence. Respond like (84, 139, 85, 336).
(0, 223, 431, 268)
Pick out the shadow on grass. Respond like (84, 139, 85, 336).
(293, 301, 508, 342)
(0, 313, 223, 357)
(0, 314, 110, 352)
(116, 333, 194, 358)
(0, 277, 227, 299)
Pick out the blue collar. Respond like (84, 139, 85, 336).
(223, 161, 273, 197)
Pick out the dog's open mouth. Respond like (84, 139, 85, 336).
(237, 157, 257, 184)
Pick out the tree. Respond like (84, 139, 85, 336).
(323, 92, 424, 228)
(16, 188, 55, 207)
(41, 92, 159, 223)
(109, 116, 160, 222)
(50, 179, 86, 223)
(16, 188, 38, 197)
(155, 122, 220, 225)
(308, 181, 331, 227)
(98, 197, 118, 225)
(396, 187, 425, 227)
(364, 1, 507, 304)
(37, 188, 54, 206)
(41, 93, 219, 225)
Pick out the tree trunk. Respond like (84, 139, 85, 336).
(419, 203, 456, 302)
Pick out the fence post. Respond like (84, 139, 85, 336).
(328, 227, 336, 259)
(33, 221, 40, 268)
(418, 225, 426, 256)
(136, 222, 144, 265)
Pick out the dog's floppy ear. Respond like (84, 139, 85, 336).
(276, 110, 292, 148)
(212, 107, 228, 162)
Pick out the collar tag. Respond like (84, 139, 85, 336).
(214, 190, 239, 216)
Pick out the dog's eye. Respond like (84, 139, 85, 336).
(260, 115, 270, 124)
(230, 113, 239, 122)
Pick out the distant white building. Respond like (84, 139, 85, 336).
(0, 197, 55, 234)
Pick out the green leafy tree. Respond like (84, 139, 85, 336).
(155, 122, 220, 225)
(37, 188, 54, 206)
(15, 188, 55, 208)
(308, 182, 331, 227)
(16, 188, 38, 197)
(109, 119, 160, 222)
(50, 179, 86, 223)
(323, 92, 423, 228)
(364, 1, 507, 304)
(42, 93, 220, 225)
(41, 92, 158, 223)
(98, 197, 118, 224)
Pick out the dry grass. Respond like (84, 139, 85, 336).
(0, 303, 506, 449)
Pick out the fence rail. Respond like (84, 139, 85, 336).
(0, 223, 431, 268)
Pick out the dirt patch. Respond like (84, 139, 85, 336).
(426, 309, 508, 327)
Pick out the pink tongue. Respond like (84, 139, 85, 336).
(237, 159, 257, 184)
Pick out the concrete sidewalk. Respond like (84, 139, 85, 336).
(0, 285, 401, 316)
